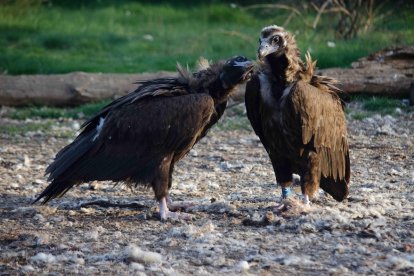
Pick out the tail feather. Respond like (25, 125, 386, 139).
(320, 151, 350, 202)
(34, 130, 97, 204)
(33, 180, 74, 204)
(46, 131, 96, 181)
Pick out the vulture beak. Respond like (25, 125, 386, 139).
(241, 61, 254, 81)
(257, 42, 279, 60)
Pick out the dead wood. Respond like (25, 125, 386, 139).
(0, 46, 412, 107)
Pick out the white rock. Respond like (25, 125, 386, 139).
(10, 182, 19, 189)
(327, 41, 336, 48)
(386, 255, 414, 269)
(34, 179, 45, 185)
(142, 34, 154, 41)
(24, 154, 31, 167)
(71, 121, 80, 130)
(130, 262, 145, 271)
(208, 181, 220, 189)
(31, 252, 57, 264)
(125, 245, 162, 264)
(236, 260, 250, 271)
(281, 255, 314, 265)
(21, 265, 35, 272)
(80, 207, 95, 215)
(86, 230, 99, 241)
(33, 214, 45, 222)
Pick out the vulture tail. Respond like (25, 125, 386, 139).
(319, 151, 351, 202)
(33, 180, 74, 204)
(34, 130, 97, 204)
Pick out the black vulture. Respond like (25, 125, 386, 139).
(35, 56, 254, 220)
(245, 25, 350, 206)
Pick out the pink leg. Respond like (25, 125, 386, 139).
(166, 196, 197, 211)
(159, 196, 193, 221)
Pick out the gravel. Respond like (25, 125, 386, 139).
(0, 106, 413, 275)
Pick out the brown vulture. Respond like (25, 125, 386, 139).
(245, 25, 350, 205)
(34, 56, 254, 220)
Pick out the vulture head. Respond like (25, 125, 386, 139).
(219, 56, 254, 89)
(256, 25, 303, 83)
(183, 56, 253, 104)
(257, 25, 289, 59)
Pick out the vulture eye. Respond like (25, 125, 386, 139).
(272, 35, 280, 43)
(235, 56, 246, 62)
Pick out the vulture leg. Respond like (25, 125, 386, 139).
(300, 152, 321, 204)
(159, 197, 193, 221)
(272, 160, 293, 200)
(154, 156, 193, 221)
(165, 164, 196, 211)
(271, 160, 295, 212)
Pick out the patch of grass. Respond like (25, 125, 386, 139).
(9, 100, 111, 120)
(217, 105, 251, 131)
(0, 121, 53, 136)
(362, 97, 405, 113)
(349, 111, 371, 121)
(217, 116, 251, 131)
(0, 2, 412, 74)
(346, 96, 413, 120)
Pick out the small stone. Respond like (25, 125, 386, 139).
(24, 155, 31, 167)
(236, 260, 250, 271)
(21, 265, 35, 272)
(71, 121, 80, 130)
(34, 179, 45, 185)
(130, 262, 145, 271)
(125, 245, 162, 264)
(142, 34, 154, 41)
(31, 252, 56, 264)
(327, 41, 336, 48)
(33, 214, 45, 222)
(10, 183, 19, 189)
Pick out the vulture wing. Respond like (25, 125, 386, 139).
(245, 74, 268, 151)
(36, 82, 215, 203)
(287, 80, 350, 200)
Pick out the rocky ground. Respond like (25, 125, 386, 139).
(0, 103, 413, 275)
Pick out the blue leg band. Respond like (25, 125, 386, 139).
(282, 187, 292, 199)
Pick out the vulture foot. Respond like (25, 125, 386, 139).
(274, 198, 312, 218)
(303, 194, 310, 205)
(159, 197, 194, 222)
(161, 211, 194, 222)
(166, 196, 197, 211)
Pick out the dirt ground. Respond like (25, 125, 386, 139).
(0, 104, 413, 275)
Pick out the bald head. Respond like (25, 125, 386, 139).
(258, 25, 288, 60)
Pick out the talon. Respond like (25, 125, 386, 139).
(303, 194, 310, 205)
(159, 196, 194, 221)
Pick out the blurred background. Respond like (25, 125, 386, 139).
(1, 0, 413, 74)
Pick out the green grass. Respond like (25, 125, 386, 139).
(4, 96, 412, 123)
(0, 121, 77, 137)
(0, 1, 413, 74)
(346, 96, 413, 120)
(9, 101, 111, 120)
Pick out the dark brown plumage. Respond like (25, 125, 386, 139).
(245, 25, 350, 204)
(35, 56, 253, 220)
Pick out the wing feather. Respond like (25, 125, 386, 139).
(289, 80, 349, 182)
(245, 74, 268, 150)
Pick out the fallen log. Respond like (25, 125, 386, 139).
(318, 46, 414, 98)
(0, 46, 412, 107)
(0, 71, 175, 107)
